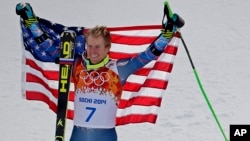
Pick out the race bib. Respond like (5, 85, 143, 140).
(74, 91, 118, 128)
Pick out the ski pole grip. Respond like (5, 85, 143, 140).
(164, 1, 185, 28)
(164, 1, 173, 19)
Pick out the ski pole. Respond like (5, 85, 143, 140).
(163, 1, 228, 140)
(179, 33, 229, 141)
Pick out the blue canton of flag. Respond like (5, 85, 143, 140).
(20, 17, 85, 62)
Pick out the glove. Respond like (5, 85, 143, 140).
(16, 3, 51, 44)
(150, 1, 185, 56)
(161, 28, 175, 39)
(162, 13, 185, 39)
(16, 3, 38, 27)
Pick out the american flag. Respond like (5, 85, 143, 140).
(20, 17, 181, 126)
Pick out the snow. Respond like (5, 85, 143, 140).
(1, 0, 250, 141)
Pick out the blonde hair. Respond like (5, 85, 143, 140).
(85, 25, 111, 48)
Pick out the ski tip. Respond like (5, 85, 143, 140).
(60, 30, 76, 38)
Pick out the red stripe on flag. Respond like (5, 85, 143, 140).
(26, 73, 58, 97)
(109, 51, 138, 59)
(107, 25, 162, 31)
(123, 79, 167, 92)
(111, 34, 157, 45)
(26, 72, 75, 101)
(116, 114, 157, 126)
(118, 97, 162, 108)
(133, 68, 151, 76)
(26, 59, 59, 80)
(26, 91, 74, 119)
(143, 79, 168, 89)
(153, 62, 173, 72)
(164, 45, 178, 55)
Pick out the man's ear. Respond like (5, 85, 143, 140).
(106, 46, 111, 53)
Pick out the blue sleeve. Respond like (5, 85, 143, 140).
(117, 35, 169, 85)
(21, 17, 86, 62)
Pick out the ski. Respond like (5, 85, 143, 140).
(55, 30, 76, 141)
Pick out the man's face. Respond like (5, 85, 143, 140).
(86, 35, 110, 64)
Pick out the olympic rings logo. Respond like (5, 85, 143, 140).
(79, 70, 110, 86)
